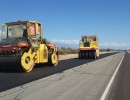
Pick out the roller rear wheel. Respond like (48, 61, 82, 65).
(47, 52, 59, 66)
(93, 51, 97, 59)
(78, 52, 81, 59)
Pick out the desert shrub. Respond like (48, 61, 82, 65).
(58, 47, 78, 55)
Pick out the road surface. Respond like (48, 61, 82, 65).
(106, 52, 130, 100)
(0, 52, 127, 100)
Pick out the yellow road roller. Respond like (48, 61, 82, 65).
(0, 21, 59, 72)
(78, 35, 99, 59)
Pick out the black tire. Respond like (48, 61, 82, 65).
(78, 52, 81, 59)
(86, 52, 88, 59)
(84, 52, 86, 58)
(89, 52, 92, 59)
(81, 52, 84, 59)
(47, 52, 59, 66)
(93, 51, 97, 59)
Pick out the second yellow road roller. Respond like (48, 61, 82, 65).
(78, 35, 99, 59)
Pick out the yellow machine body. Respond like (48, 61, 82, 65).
(78, 35, 99, 59)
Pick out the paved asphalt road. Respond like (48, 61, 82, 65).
(0, 53, 117, 92)
(0, 52, 126, 100)
(107, 52, 130, 100)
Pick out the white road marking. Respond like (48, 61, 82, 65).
(100, 54, 125, 100)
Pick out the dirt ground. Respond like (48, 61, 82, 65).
(59, 54, 78, 60)
(127, 51, 130, 54)
(59, 51, 119, 60)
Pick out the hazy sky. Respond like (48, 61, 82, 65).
(0, 0, 130, 49)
